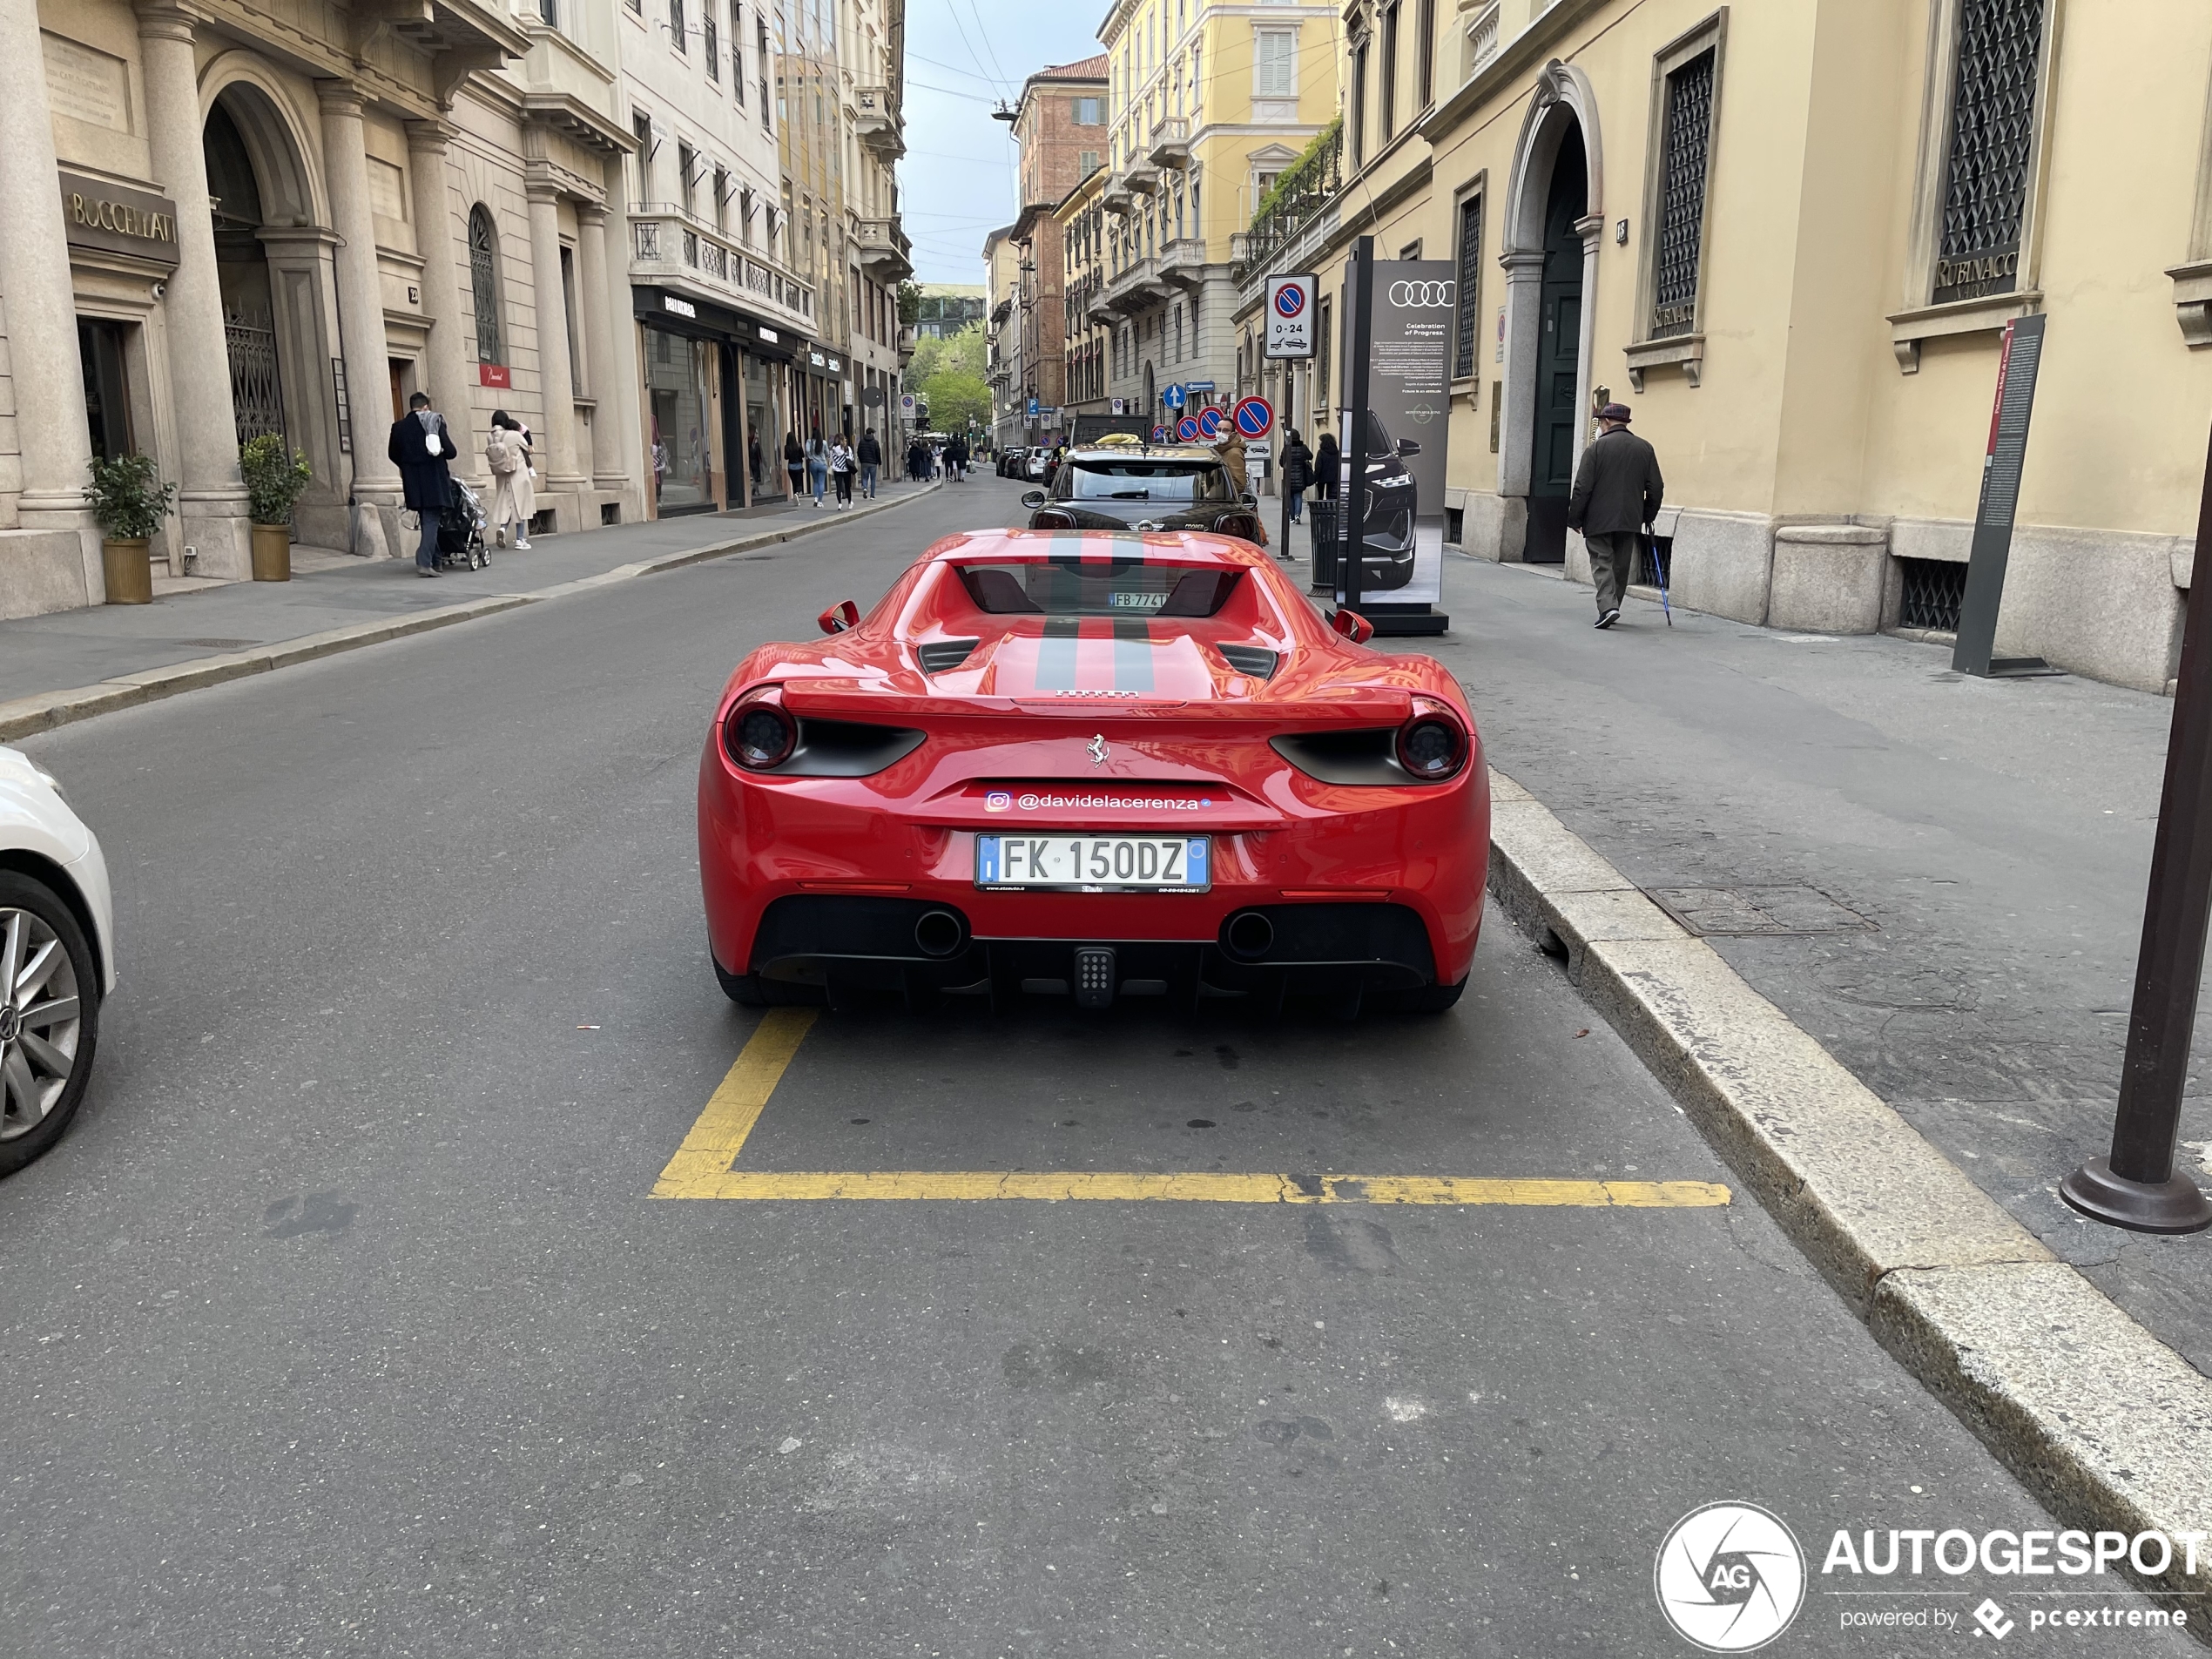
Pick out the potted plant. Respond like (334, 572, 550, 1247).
(239, 435, 312, 582)
(84, 452, 176, 605)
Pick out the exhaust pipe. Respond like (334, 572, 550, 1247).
(1224, 910, 1275, 961)
(914, 910, 965, 958)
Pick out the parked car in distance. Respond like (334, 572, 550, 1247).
(1023, 441, 1265, 543)
(998, 447, 1028, 479)
(0, 746, 115, 1177)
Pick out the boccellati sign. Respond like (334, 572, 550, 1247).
(58, 169, 180, 270)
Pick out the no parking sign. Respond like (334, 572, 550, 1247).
(1151, 425, 1169, 442)
(1232, 395, 1274, 439)
(1177, 416, 1201, 442)
(1197, 406, 1225, 439)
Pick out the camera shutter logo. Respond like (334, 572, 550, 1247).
(1653, 1502, 1804, 1652)
(1388, 280, 1457, 308)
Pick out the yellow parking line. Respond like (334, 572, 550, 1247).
(651, 1008, 819, 1199)
(651, 1008, 1730, 1207)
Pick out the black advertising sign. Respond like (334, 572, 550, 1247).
(1340, 260, 1453, 612)
(1953, 313, 2051, 677)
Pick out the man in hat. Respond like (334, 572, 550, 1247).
(1567, 401, 1664, 629)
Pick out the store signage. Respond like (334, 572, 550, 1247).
(758, 326, 779, 342)
(663, 294, 698, 318)
(809, 350, 826, 367)
(1264, 274, 1317, 359)
(57, 169, 179, 269)
(479, 362, 510, 388)
(827, 356, 841, 373)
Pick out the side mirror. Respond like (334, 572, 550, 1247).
(1396, 438, 1421, 456)
(1331, 608, 1374, 644)
(1240, 492, 1258, 506)
(818, 599, 860, 635)
(1022, 489, 1046, 508)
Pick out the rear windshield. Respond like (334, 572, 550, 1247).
(957, 561, 1242, 617)
(1064, 460, 1231, 503)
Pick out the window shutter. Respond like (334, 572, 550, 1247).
(1256, 30, 1293, 98)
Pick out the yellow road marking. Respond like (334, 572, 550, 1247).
(651, 1009, 1730, 1207)
(651, 1008, 819, 1198)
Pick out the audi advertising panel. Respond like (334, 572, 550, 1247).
(1339, 260, 1453, 607)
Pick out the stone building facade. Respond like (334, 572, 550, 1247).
(2, 0, 908, 619)
(1228, 0, 2212, 693)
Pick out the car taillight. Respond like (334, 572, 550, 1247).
(1216, 513, 1260, 541)
(1397, 699, 1467, 781)
(1033, 509, 1076, 529)
(724, 690, 797, 771)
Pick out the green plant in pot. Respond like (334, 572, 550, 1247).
(239, 435, 312, 582)
(85, 452, 176, 605)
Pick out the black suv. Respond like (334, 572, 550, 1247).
(1341, 411, 1420, 592)
(1022, 444, 1264, 542)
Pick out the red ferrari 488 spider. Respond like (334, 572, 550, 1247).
(698, 529, 1488, 1015)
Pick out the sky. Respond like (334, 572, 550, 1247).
(894, 0, 1108, 285)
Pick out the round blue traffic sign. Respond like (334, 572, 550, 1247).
(1177, 416, 1201, 442)
(1232, 395, 1274, 438)
(1197, 406, 1225, 439)
(1151, 425, 1168, 442)
(1163, 384, 1187, 409)
(1273, 284, 1306, 318)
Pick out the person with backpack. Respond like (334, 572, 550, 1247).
(828, 433, 856, 509)
(484, 410, 534, 550)
(387, 391, 455, 577)
(857, 428, 881, 499)
(1314, 430, 1341, 501)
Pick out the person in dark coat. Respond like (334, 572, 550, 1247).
(1314, 431, 1341, 502)
(1279, 428, 1313, 523)
(857, 428, 881, 498)
(1567, 401, 1666, 629)
(386, 391, 455, 577)
(783, 430, 806, 500)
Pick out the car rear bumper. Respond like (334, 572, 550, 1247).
(698, 742, 1488, 1001)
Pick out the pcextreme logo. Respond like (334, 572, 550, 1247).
(1655, 1502, 1806, 1652)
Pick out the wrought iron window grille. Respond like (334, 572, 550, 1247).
(1933, 0, 2045, 304)
(1651, 48, 1715, 339)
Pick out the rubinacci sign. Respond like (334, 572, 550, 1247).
(57, 170, 180, 270)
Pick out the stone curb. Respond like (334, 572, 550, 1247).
(0, 482, 941, 746)
(1485, 765, 2212, 1622)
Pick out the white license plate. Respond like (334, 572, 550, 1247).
(976, 834, 1211, 891)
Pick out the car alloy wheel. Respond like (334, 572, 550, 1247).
(0, 905, 83, 1143)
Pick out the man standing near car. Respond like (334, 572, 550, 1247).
(387, 391, 454, 577)
(1566, 401, 1664, 630)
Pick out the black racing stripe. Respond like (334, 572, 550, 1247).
(1110, 617, 1154, 691)
(1037, 617, 1081, 689)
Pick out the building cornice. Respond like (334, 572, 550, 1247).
(1420, 0, 1608, 143)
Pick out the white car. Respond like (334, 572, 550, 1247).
(0, 746, 114, 1176)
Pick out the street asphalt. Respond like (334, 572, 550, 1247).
(3, 478, 2193, 1656)
(1412, 555, 2212, 1382)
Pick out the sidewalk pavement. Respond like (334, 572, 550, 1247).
(0, 480, 936, 738)
(1419, 554, 2211, 1366)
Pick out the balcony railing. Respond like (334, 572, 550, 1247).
(1157, 237, 1206, 290)
(1235, 118, 1344, 284)
(1100, 172, 1136, 217)
(631, 208, 815, 328)
(854, 85, 902, 154)
(1467, 2, 1501, 75)
(853, 216, 912, 281)
(1148, 116, 1190, 170)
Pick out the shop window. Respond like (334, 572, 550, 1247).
(469, 205, 502, 364)
(78, 320, 133, 461)
(647, 327, 717, 511)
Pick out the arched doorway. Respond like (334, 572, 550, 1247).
(1497, 62, 1603, 564)
(200, 78, 347, 546)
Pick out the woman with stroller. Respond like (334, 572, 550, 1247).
(828, 433, 856, 509)
(485, 410, 534, 550)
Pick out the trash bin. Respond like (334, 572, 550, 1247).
(1307, 499, 1339, 595)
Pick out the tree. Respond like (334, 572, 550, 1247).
(910, 322, 990, 432)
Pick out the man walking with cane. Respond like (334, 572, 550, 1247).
(1567, 401, 1664, 630)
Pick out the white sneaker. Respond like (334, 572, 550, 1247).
(514, 538, 530, 550)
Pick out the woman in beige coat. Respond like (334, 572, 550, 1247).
(485, 410, 536, 549)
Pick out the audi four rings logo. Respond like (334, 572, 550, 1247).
(1388, 280, 1457, 307)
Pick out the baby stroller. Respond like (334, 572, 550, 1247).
(436, 477, 490, 570)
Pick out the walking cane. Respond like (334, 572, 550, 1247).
(1649, 532, 1673, 626)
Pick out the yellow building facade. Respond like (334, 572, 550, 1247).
(1095, 0, 1341, 428)
(1231, 0, 2212, 692)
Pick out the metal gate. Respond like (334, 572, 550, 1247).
(224, 305, 286, 446)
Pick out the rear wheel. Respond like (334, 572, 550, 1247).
(0, 872, 100, 1177)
